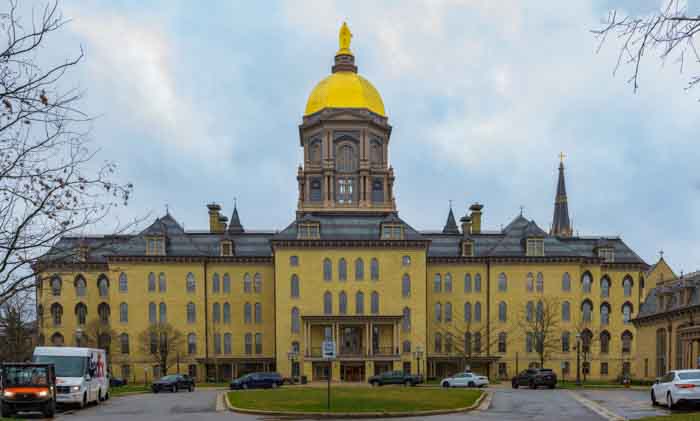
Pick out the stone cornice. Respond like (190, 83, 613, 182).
(427, 256, 645, 266)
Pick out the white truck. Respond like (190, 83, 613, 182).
(32, 347, 109, 408)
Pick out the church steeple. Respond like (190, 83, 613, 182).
(551, 153, 572, 237)
(443, 204, 459, 234)
(228, 199, 244, 234)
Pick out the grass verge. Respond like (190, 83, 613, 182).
(634, 413, 700, 421)
(227, 386, 482, 413)
(110, 384, 150, 396)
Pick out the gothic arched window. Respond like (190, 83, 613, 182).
(562, 272, 571, 291)
(582, 272, 592, 294)
(223, 273, 231, 293)
(498, 301, 507, 322)
(339, 291, 348, 314)
(324, 292, 332, 315)
(445, 273, 453, 292)
(355, 258, 364, 281)
(402, 307, 411, 332)
(212, 273, 220, 293)
(371, 292, 379, 314)
(119, 302, 128, 323)
(75, 303, 87, 325)
(98, 302, 110, 324)
(371, 258, 379, 281)
(74, 275, 85, 297)
(119, 272, 128, 292)
(291, 307, 300, 333)
(600, 331, 611, 354)
(97, 275, 109, 297)
(158, 272, 167, 292)
(601, 276, 610, 298)
(355, 291, 364, 314)
(464, 273, 472, 292)
(536, 272, 544, 292)
(187, 302, 196, 323)
(338, 258, 347, 281)
(223, 303, 231, 323)
(402, 274, 410, 297)
(323, 259, 332, 281)
(623, 276, 633, 297)
(622, 302, 633, 324)
(582, 300, 593, 322)
(148, 272, 156, 292)
(526, 273, 534, 292)
(600, 303, 610, 325)
(291, 275, 300, 298)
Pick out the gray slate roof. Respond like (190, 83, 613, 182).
(637, 271, 700, 319)
(273, 212, 424, 241)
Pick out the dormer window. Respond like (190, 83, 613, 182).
(381, 223, 403, 240)
(526, 238, 544, 257)
(146, 237, 165, 256)
(78, 245, 89, 262)
(598, 247, 615, 262)
(220, 241, 233, 256)
(297, 222, 320, 239)
(461, 240, 474, 257)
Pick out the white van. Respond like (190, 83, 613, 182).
(32, 347, 109, 408)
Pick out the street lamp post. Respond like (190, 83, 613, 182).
(575, 333, 582, 387)
(287, 349, 298, 383)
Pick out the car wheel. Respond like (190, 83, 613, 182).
(80, 392, 87, 408)
(549, 384, 555, 389)
(442, 381, 450, 388)
(371, 381, 379, 387)
(651, 390, 658, 406)
(242, 383, 248, 390)
(272, 382, 278, 389)
(98, 389, 103, 402)
(468, 381, 475, 388)
(153, 388, 159, 394)
(512, 381, 518, 389)
(405, 380, 412, 387)
(189, 385, 194, 392)
(44, 400, 56, 418)
(172, 385, 177, 393)
(667, 392, 675, 409)
(529, 381, 536, 389)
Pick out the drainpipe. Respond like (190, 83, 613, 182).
(486, 260, 491, 378)
(204, 259, 209, 380)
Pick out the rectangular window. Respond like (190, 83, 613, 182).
(121, 365, 131, 381)
(498, 363, 507, 379)
(526, 238, 544, 256)
(371, 178, 384, 203)
(255, 333, 263, 354)
(601, 362, 608, 376)
(381, 224, 404, 240)
(310, 178, 322, 202)
(297, 223, 320, 239)
(337, 177, 354, 204)
(220, 241, 233, 256)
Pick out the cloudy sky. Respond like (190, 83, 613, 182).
(33, 0, 700, 272)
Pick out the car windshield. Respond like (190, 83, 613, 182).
(4, 366, 49, 386)
(33, 355, 85, 378)
(678, 372, 700, 380)
(161, 375, 178, 381)
(539, 369, 553, 372)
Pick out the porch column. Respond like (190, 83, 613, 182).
(369, 321, 373, 356)
(394, 320, 399, 354)
(305, 322, 310, 356)
(333, 322, 339, 352)
(365, 321, 370, 357)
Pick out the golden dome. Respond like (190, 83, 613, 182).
(303, 22, 385, 117)
(304, 72, 385, 116)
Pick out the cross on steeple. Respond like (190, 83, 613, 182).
(165, 203, 169, 215)
(659, 249, 664, 259)
(519, 205, 524, 216)
(449, 199, 453, 209)
(559, 151, 566, 163)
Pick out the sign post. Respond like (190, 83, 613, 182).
(322, 340, 336, 411)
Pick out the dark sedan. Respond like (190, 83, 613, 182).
(512, 368, 557, 389)
(230, 372, 283, 390)
(151, 374, 195, 393)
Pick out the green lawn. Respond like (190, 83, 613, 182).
(110, 384, 150, 396)
(635, 413, 700, 421)
(227, 387, 482, 413)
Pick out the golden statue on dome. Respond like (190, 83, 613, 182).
(337, 22, 352, 55)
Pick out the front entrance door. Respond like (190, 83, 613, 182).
(341, 364, 364, 382)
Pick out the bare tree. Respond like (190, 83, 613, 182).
(593, 0, 700, 94)
(0, 293, 35, 362)
(0, 0, 134, 305)
(138, 323, 185, 377)
(518, 297, 561, 368)
(81, 318, 116, 353)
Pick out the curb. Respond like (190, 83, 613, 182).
(223, 390, 488, 418)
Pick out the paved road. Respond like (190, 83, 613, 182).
(575, 389, 700, 420)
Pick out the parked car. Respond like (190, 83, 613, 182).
(110, 377, 127, 387)
(1, 363, 57, 418)
(441, 372, 489, 388)
(651, 369, 700, 408)
(151, 374, 195, 393)
(512, 368, 557, 389)
(230, 372, 283, 390)
(368, 371, 422, 387)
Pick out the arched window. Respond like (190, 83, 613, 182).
(213, 303, 221, 323)
(402, 307, 411, 332)
(371, 258, 379, 281)
(464, 332, 472, 356)
(223, 303, 231, 323)
(244, 302, 252, 323)
(186, 272, 195, 293)
(324, 292, 332, 315)
(370, 139, 383, 165)
(434, 274, 442, 292)
(581, 272, 592, 294)
(562, 272, 571, 291)
(474, 274, 482, 292)
(243, 273, 252, 292)
(223, 273, 231, 293)
(158, 272, 166, 292)
(187, 333, 197, 354)
(562, 301, 571, 321)
(187, 302, 196, 323)
(213, 333, 221, 355)
(601, 276, 610, 298)
(656, 328, 667, 376)
(74, 303, 87, 325)
(158, 302, 166, 323)
(76, 332, 87, 348)
(622, 330, 633, 353)
(97, 275, 109, 297)
(445, 333, 453, 353)
(600, 303, 610, 325)
(444, 302, 452, 322)
(224, 333, 232, 355)
(323, 259, 332, 281)
(498, 301, 507, 322)
(291, 275, 300, 298)
(355, 291, 364, 314)
(474, 302, 482, 321)
(253, 273, 262, 293)
(464, 302, 471, 321)
(600, 331, 611, 354)
(50, 276, 63, 297)
(536, 300, 544, 322)
(444, 273, 453, 292)
(309, 139, 321, 163)
(254, 303, 262, 323)
(526, 273, 534, 292)
(51, 332, 64, 346)
(434, 302, 442, 322)
(371, 292, 379, 314)
(98, 302, 110, 324)
(623, 276, 633, 297)
(498, 332, 507, 353)
(148, 302, 156, 324)
(582, 300, 593, 322)
(622, 302, 633, 324)
(336, 143, 358, 172)
(434, 333, 442, 353)
(339, 291, 347, 314)
(74, 275, 85, 297)
(244, 333, 253, 355)
(119, 302, 128, 323)
(148, 272, 156, 292)
(338, 259, 347, 281)
(291, 307, 300, 333)
(402, 274, 410, 297)
(120, 333, 129, 354)
(212, 273, 220, 293)
(355, 258, 364, 281)
(581, 329, 593, 353)
(536, 272, 544, 292)
(402, 340, 411, 353)
(464, 274, 472, 293)
(119, 272, 128, 292)
(498, 273, 507, 291)
(561, 331, 570, 352)
(255, 333, 262, 354)
(474, 332, 482, 354)
(526, 301, 534, 322)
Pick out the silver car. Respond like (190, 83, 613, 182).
(651, 369, 700, 408)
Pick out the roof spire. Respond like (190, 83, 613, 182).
(228, 197, 244, 234)
(443, 203, 459, 234)
(550, 154, 573, 237)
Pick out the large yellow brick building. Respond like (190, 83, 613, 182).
(36, 24, 650, 384)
